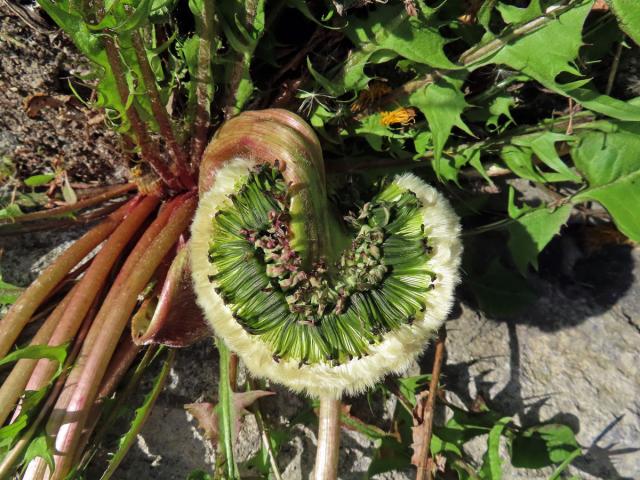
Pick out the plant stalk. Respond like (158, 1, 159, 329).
(189, 0, 216, 166)
(103, 36, 176, 189)
(0, 198, 136, 358)
(130, 32, 194, 188)
(0, 183, 135, 225)
(313, 397, 341, 480)
(415, 329, 446, 480)
(48, 194, 196, 479)
(217, 338, 240, 479)
(23, 195, 158, 395)
(0, 286, 75, 426)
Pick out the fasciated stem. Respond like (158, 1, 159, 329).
(313, 396, 341, 480)
(130, 33, 194, 188)
(49, 194, 197, 479)
(0, 198, 136, 358)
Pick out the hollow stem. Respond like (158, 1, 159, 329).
(0, 198, 136, 358)
(49, 194, 197, 479)
(24, 195, 159, 395)
(313, 397, 341, 480)
(131, 33, 194, 188)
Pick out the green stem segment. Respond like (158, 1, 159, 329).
(217, 338, 240, 479)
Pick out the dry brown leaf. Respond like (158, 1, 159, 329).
(185, 390, 275, 445)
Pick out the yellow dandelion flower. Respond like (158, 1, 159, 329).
(380, 107, 417, 126)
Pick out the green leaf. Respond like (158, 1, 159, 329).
(513, 132, 580, 182)
(245, 429, 287, 474)
(24, 174, 56, 188)
(409, 75, 473, 179)
(99, 349, 175, 480)
(507, 202, 572, 275)
(397, 374, 430, 407)
(468, 259, 536, 317)
(0, 203, 24, 221)
(22, 433, 55, 473)
(607, 0, 640, 46)
(510, 424, 581, 469)
(476, 0, 640, 121)
(367, 436, 411, 477)
(497, 0, 543, 24)
(0, 344, 68, 376)
(330, 5, 454, 93)
(0, 277, 23, 306)
(572, 122, 640, 241)
(479, 417, 511, 480)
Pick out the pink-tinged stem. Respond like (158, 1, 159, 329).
(0, 286, 100, 479)
(74, 336, 141, 463)
(103, 36, 176, 190)
(0, 286, 76, 426)
(0, 198, 138, 358)
(50, 194, 197, 479)
(313, 397, 341, 480)
(23, 196, 159, 396)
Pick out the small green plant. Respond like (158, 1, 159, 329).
(1, 0, 638, 478)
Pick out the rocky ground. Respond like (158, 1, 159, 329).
(1, 6, 638, 480)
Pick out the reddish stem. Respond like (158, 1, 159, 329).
(0, 198, 136, 358)
(0, 286, 76, 426)
(131, 33, 194, 188)
(0, 200, 127, 236)
(49, 194, 197, 479)
(24, 196, 159, 395)
(415, 329, 446, 480)
(103, 36, 176, 189)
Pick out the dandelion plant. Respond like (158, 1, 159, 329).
(2, 0, 640, 478)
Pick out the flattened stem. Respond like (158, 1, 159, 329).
(199, 109, 331, 267)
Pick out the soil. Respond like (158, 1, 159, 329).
(0, 2, 123, 184)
